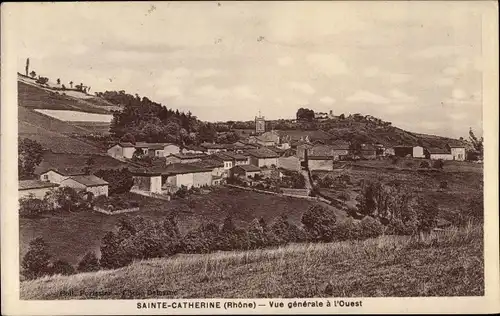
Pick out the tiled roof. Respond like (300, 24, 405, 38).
(200, 142, 226, 149)
(220, 151, 248, 160)
(246, 147, 279, 158)
(67, 175, 109, 187)
(234, 164, 261, 172)
(197, 158, 224, 168)
(276, 130, 332, 141)
(135, 142, 174, 149)
(109, 142, 134, 148)
(40, 168, 85, 176)
(308, 145, 347, 157)
(19, 180, 59, 190)
(427, 148, 451, 154)
(169, 153, 207, 159)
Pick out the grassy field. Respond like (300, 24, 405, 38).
(20, 187, 335, 265)
(72, 121, 112, 135)
(20, 223, 483, 299)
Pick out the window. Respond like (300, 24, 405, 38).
(43, 174, 48, 180)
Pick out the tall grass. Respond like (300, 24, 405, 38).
(21, 223, 483, 299)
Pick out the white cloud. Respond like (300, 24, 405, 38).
(389, 89, 417, 103)
(319, 96, 336, 105)
(443, 67, 460, 76)
(452, 88, 467, 100)
(194, 84, 230, 99)
(306, 53, 349, 76)
(194, 68, 221, 78)
(363, 66, 380, 77)
(411, 45, 461, 59)
(435, 77, 454, 86)
(158, 86, 183, 98)
(388, 73, 411, 84)
(346, 90, 390, 104)
(233, 85, 259, 100)
(289, 82, 315, 95)
(277, 56, 294, 66)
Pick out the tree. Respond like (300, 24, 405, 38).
(77, 251, 100, 272)
(21, 237, 52, 280)
(19, 194, 51, 217)
(100, 231, 131, 269)
(94, 168, 134, 195)
(25, 58, 30, 76)
(83, 156, 95, 175)
(69, 81, 73, 88)
(29, 70, 36, 78)
(50, 260, 75, 276)
(301, 205, 337, 242)
(296, 108, 315, 122)
(120, 133, 135, 145)
(57, 78, 61, 85)
(339, 113, 345, 120)
(18, 138, 44, 180)
(469, 128, 483, 159)
(45, 187, 87, 212)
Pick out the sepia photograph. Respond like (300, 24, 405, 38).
(1, 1, 499, 314)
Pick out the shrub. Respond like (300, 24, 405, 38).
(45, 187, 88, 212)
(50, 259, 76, 276)
(301, 205, 337, 242)
(419, 161, 430, 168)
(357, 216, 384, 240)
(439, 181, 448, 190)
(268, 215, 305, 245)
(94, 168, 134, 195)
(99, 231, 132, 269)
(247, 218, 268, 249)
(174, 185, 189, 198)
(19, 194, 52, 217)
(77, 251, 100, 272)
(415, 197, 438, 233)
(21, 237, 52, 280)
(181, 222, 220, 253)
(333, 218, 359, 241)
(433, 159, 444, 169)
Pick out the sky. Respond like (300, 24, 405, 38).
(10, 1, 485, 138)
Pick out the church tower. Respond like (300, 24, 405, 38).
(255, 110, 265, 135)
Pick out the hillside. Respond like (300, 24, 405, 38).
(20, 224, 483, 299)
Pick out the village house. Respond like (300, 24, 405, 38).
(246, 147, 279, 167)
(296, 143, 314, 160)
(60, 175, 109, 197)
(39, 168, 85, 184)
(165, 153, 206, 165)
(162, 163, 214, 190)
(231, 164, 261, 178)
(107, 142, 136, 159)
(360, 144, 377, 160)
(232, 141, 258, 153)
(196, 158, 226, 181)
(254, 130, 280, 147)
(277, 130, 332, 146)
(393, 145, 414, 158)
(131, 171, 163, 194)
(299, 143, 350, 161)
(425, 148, 454, 160)
(19, 180, 59, 199)
(219, 151, 249, 166)
(413, 145, 425, 158)
(134, 143, 165, 158)
(200, 142, 226, 154)
(182, 144, 206, 154)
(447, 144, 466, 161)
(212, 152, 234, 171)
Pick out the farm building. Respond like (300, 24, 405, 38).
(107, 142, 136, 159)
(231, 164, 261, 178)
(19, 180, 59, 199)
(296, 143, 314, 160)
(60, 175, 109, 197)
(360, 144, 377, 159)
(413, 146, 425, 158)
(447, 144, 466, 161)
(278, 156, 301, 171)
(307, 156, 334, 171)
(277, 130, 332, 145)
(131, 171, 163, 194)
(394, 146, 414, 158)
(182, 144, 206, 154)
(200, 142, 226, 154)
(196, 158, 226, 179)
(165, 153, 206, 165)
(163, 163, 214, 190)
(232, 141, 258, 153)
(246, 147, 279, 167)
(300, 144, 350, 161)
(425, 148, 454, 160)
(39, 168, 85, 184)
(212, 152, 235, 170)
(219, 151, 249, 166)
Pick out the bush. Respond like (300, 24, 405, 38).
(247, 218, 268, 249)
(21, 237, 52, 280)
(181, 222, 220, 253)
(419, 161, 430, 168)
(433, 159, 444, 169)
(333, 218, 359, 241)
(19, 194, 52, 217)
(99, 231, 132, 269)
(77, 251, 100, 272)
(357, 216, 384, 240)
(50, 259, 76, 276)
(415, 197, 438, 233)
(439, 181, 448, 190)
(301, 205, 337, 242)
(174, 185, 189, 198)
(94, 168, 134, 195)
(45, 187, 89, 212)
